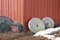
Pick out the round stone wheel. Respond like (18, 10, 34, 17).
(42, 17, 54, 29)
(28, 18, 45, 33)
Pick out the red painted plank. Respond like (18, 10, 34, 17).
(0, 0, 1, 15)
(17, 0, 21, 23)
(20, 0, 24, 25)
(8, 0, 12, 19)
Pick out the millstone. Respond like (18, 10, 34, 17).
(42, 17, 54, 29)
(28, 18, 45, 33)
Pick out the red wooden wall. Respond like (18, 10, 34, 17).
(0, 0, 24, 25)
(0, 0, 60, 30)
(23, 0, 60, 30)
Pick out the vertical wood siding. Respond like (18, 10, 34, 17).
(23, 0, 60, 30)
(0, 0, 24, 25)
(0, 0, 60, 30)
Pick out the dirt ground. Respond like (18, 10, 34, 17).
(0, 31, 49, 40)
(0, 30, 60, 40)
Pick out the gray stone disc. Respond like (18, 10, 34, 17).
(28, 18, 45, 33)
(42, 17, 54, 29)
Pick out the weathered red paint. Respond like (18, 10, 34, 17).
(23, 0, 60, 30)
(0, 0, 60, 30)
(0, 0, 24, 24)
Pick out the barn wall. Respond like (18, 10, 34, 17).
(0, 0, 24, 25)
(0, 0, 60, 30)
(23, 0, 60, 30)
